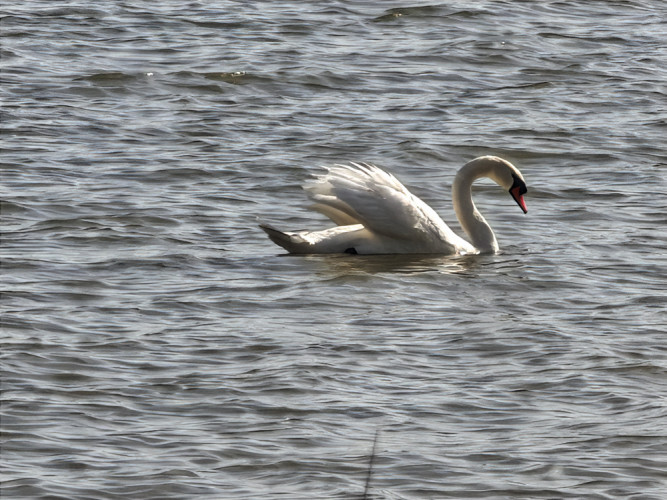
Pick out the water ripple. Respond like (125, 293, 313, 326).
(3, 0, 667, 498)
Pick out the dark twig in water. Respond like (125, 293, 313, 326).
(362, 428, 380, 500)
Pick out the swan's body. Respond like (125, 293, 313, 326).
(260, 156, 527, 255)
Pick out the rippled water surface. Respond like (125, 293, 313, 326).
(2, 1, 667, 498)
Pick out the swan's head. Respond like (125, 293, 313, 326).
(475, 156, 528, 214)
(510, 176, 528, 213)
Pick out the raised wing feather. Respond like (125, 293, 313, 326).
(303, 162, 451, 244)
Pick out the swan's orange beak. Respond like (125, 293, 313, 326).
(510, 185, 528, 214)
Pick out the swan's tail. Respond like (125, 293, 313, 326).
(259, 223, 309, 253)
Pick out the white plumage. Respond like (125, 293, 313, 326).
(260, 156, 528, 255)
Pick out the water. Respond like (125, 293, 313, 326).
(2, 1, 666, 498)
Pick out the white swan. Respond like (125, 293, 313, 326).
(260, 155, 527, 255)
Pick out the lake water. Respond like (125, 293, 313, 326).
(2, 1, 666, 498)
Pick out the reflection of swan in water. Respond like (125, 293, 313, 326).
(261, 156, 528, 255)
(305, 253, 484, 277)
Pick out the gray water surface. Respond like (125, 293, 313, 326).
(2, 1, 667, 498)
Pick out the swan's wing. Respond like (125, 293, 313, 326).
(303, 162, 450, 242)
(308, 202, 360, 226)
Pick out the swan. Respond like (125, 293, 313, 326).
(260, 155, 527, 255)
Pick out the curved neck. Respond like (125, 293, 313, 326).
(451, 159, 499, 253)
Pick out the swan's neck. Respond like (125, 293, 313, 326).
(451, 159, 499, 253)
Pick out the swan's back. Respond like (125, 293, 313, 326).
(304, 163, 424, 238)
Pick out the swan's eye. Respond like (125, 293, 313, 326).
(510, 174, 527, 195)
